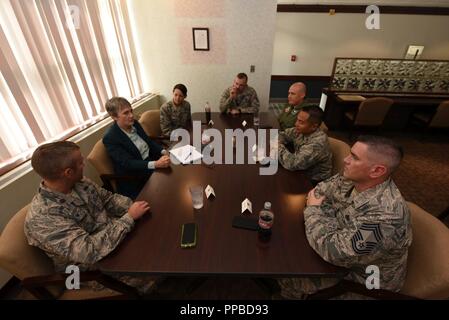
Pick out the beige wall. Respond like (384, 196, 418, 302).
(272, 13, 449, 75)
(127, 0, 278, 111)
(0, 96, 160, 288)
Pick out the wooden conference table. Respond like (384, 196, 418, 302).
(98, 112, 344, 279)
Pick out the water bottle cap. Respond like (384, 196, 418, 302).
(264, 202, 271, 210)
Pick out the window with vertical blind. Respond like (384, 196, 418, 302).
(0, 0, 144, 175)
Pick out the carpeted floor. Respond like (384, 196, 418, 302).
(388, 132, 449, 218)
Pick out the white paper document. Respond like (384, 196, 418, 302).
(319, 93, 328, 111)
(169, 145, 203, 164)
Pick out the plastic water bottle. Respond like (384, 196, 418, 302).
(253, 111, 260, 127)
(205, 102, 211, 123)
(258, 202, 274, 241)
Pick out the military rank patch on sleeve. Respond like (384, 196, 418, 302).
(351, 223, 383, 255)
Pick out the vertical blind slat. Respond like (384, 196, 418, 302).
(0, 0, 144, 175)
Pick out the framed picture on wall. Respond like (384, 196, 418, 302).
(192, 28, 209, 51)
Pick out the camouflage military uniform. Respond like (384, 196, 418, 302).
(279, 174, 412, 299)
(25, 178, 156, 294)
(278, 100, 314, 131)
(219, 85, 260, 114)
(160, 100, 192, 137)
(278, 128, 332, 183)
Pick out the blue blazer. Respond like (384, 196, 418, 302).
(103, 121, 163, 198)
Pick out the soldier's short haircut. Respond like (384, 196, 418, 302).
(105, 97, 131, 117)
(301, 105, 324, 126)
(291, 82, 306, 95)
(173, 83, 187, 97)
(357, 135, 404, 173)
(31, 141, 80, 180)
(236, 73, 248, 81)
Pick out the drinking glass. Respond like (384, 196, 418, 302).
(253, 112, 260, 127)
(189, 185, 204, 209)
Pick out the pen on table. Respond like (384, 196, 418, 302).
(183, 150, 192, 162)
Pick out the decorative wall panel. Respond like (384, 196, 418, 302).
(330, 58, 449, 94)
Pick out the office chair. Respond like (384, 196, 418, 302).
(328, 137, 351, 175)
(344, 97, 394, 138)
(87, 140, 146, 193)
(411, 100, 449, 129)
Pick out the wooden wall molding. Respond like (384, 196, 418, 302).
(277, 4, 449, 15)
(271, 75, 331, 82)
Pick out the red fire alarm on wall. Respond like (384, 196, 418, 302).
(291, 55, 297, 62)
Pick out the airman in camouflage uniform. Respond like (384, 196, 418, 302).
(219, 73, 260, 114)
(278, 82, 310, 131)
(278, 106, 332, 184)
(279, 136, 412, 299)
(160, 100, 192, 137)
(25, 179, 134, 273)
(25, 141, 155, 294)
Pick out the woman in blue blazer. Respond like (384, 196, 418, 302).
(103, 97, 170, 199)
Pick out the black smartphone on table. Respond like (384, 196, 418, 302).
(232, 216, 259, 231)
(181, 223, 197, 248)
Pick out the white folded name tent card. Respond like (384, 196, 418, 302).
(241, 198, 252, 214)
(205, 185, 216, 199)
(201, 133, 211, 144)
(208, 120, 214, 126)
(169, 144, 203, 164)
(242, 120, 247, 127)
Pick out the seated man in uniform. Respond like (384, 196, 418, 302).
(278, 105, 332, 185)
(278, 82, 313, 131)
(25, 141, 156, 294)
(278, 135, 412, 299)
(219, 72, 260, 115)
(103, 97, 170, 199)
